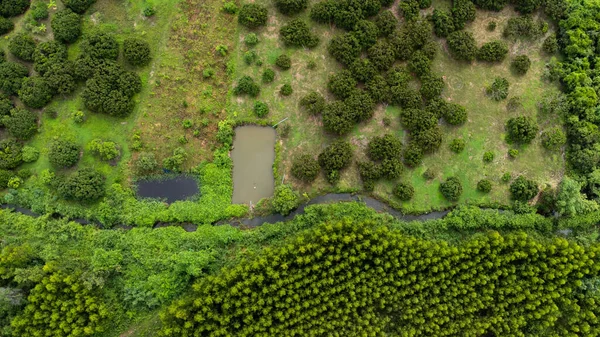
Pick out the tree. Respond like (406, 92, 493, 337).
(374, 10, 397, 37)
(511, 55, 531, 75)
(403, 142, 423, 167)
(556, 176, 598, 216)
(380, 158, 403, 179)
(452, 0, 476, 29)
(390, 86, 422, 109)
(21, 145, 39, 163)
(447, 30, 477, 61)
(262, 68, 275, 83)
(58, 168, 105, 201)
(318, 140, 352, 174)
(0, 17, 15, 36)
(408, 51, 431, 77)
(503, 16, 543, 40)
(510, 175, 538, 201)
(280, 83, 293, 96)
(477, 41, 508, 62)
(135, 152, 158, 175)
(238, 4, 268, 28)
(486, 77, 509, 100)
(18, 77, 53, 108)
(253, 101, 269, 117)
(399, 108, 437, 132)
(368, 134, 402, 161)
(81, 32, 119, 60)
(299, 91, 326, 115)
(123, 38, 151, 66)
(449, 138, 465, 153)
(322, 101, 354, 135)
(280, 19, 319, 48)
(328, 33, 361, 66)
(399, 0, 420, 21)
(49, 139, 80, 168)
(513, 0, 541, 14)
(43, 61, 77, 95)
(272, 184, 298, 215)
(432, 9, 455, 37)
(442, 102, 467, 125)
(440, 176, 462, 201)
(506, 116, 538, 143)
(367, 41, 395, 71)
(82, 64, 141, 116)
(33, 41, 68, 76)
(163, 147, 188, 172)
(366, 75, 390, 103)
(541, 127, 566, 150)
(63, 0, 96, 14)
(87, 139, 119, 161)
(309, 0, 337, 23)
(420, 75, 444, 100)
(543, 35, 558, 54)
(291, 154, 320, 182)
(393, 182, 414, 200)
(327, 70, 357, 99)
(0, 94, 14, 123)
(349, 59, 377, 83)
(413, 126, 443, 153)
(3, 108, 37, 140)
(274, 0, 308, 15)
(9, 33, 36, 62)
(51, 9, 81, 44)
(0, 62, 28, 95)
(473, 0, 508, 11)
(344, 89, 374, 122)
(0, 139, 23, 169)
(477, 179, 492, 192)
(352, 20, 379, 49)
(0, 0, 29, 17)
(388, 30, 415, 61)
(275, 54, 291, 69)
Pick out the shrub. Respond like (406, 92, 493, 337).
(442, 103, 467, 125)
(477, 41, 508, 62)
(280, 19, 319, 48)
(318, 140, 353, 173)
(58, 168, 105, 202)
(472, 0, 508, 10)
(328, 33, 361, 66)
(123, 38, 151, 66)
(447, 30, 477, 61)
(0, 17, 15, 36)
(262, 68, 275, 83)
(87, 139, 119, 161)
(81, 32, 119, 60)
(408, 51, 431, 77)
(449, 138, 466, 153)
(275, 0, 307, 15)
(253, 101, 269, 117)
(366, 75, 390, 103)
(508, 148, 519, 158)
(135, 152, 158, 175)
(3, 108, 37, 140)
(510, 176, 538, 201)
(403, 142, 423, 167)
(393, 182, 415, 201)
(238, 4, 268, 28)
(245, 33, 259, 47)
(486, 77, 509, 101)
(501, 172, 511, 182)
(483, 151, 494, 162)
(375, 10, 397, 37)
(506, 116, 538, 144)
(503, 16, 543, 40)
(477, 179, 492, 193)
(327, 70, 357, 99)
(420, 74, 444, 100)
(344, 89, 375, 122)
(390, 86, 422, 109)
(0, 139, 23, 169)
(298, 92, 326, 116)
(367, 41, 395, 71)
(280, 84, 293, 96)
(322, 101, 354, 135)
(18, 77, 52, 108)
(440, 176, 462, 201)
(511, 55, 531, 75)
(368, 134, 402, 161)
(291, 154, 320, 182)
(143, 6, 156, 17)
(275, 54, 291, 70)
(272, 184, 298, 215)
(452, 0, 476, 30)
(82, 63, 141, 117)
(49, 139, 80, 168)
(0, 0, 30, 17)
(487, 21, 497, 31)
(0, 94, 13, 123)
(163, 147, 187, 172)
(423, 168, 436, 180)
(233, 76, 260, 97)
(20, 146, 39, 163)
(63, 0, 96, 14)
(541, 127, 566, 150)
(0, 62, 28, 96)
(399, 0, 420, 21)
(9, 33, 36, 62)
(432, 9, 455, 37)
(349, 59, 376, 83)
(353, 20, 379, 49)
(222, 1, 238, 14)
(543, 35, 558, 54)
(413, 126, 443, 153)
(51, 9, 81, 44)
(513, 0, 541, 13)
(399, 108, 436, 132)
(33, 41, 68, 76)
(380, 158, 403, 179)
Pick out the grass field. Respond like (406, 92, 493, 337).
(230, 1, 565, 213)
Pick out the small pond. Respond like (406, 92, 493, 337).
(231, 125, 276, 205)
(136, 176, 199, 203)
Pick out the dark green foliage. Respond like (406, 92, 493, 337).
(440, 176, 462, 201)
(483, 151, 494, 162)
(399, 0, 420, 21)
(328, 70, 357, 99)
(413, 126, 443, 153)
(274, 0, 308, 15)
(543, 35, 558, 54)
(388, 30, 415, 61)
(18, 77, 52, 108)
(352, 20, 379, 49)
(486, 77, 509, 101)
(487, 21, 497, 31)
(374, 10, 396, 37)
(344, 89, 375, 122)
(275, 54, 291, 70)
(477, 179, 492, 193)
(365, 75, 390, 103)
(569, 148, 600, 174)
(544, 0, 567, 21)
(472, 0, 508, 11)
(318, 140, 352, 174)
(367, 41, 395, 71)
(380, 158, 403, 179)
(0, 18, 15, 36)
(368, 134, 402, 161)
(322, 101, 353, 135)
(420, 74, 444, 100)
(262, 68, 275, 83)
(386, 66, 411, 87)
(253, 101, 269, 117)
(421, 41, 438, 60)
(0, 0, 29, 17)
(447, 30, 477, 61)
(510, 175, 538, 201)
(536, 186, 556, 216)
(82, 63, 141, 116)
(0, 62, 28, 96)
(58, 168, 105, 202)
(513, 0, 541, 14)
(0, 139, 22, 169)
(403, 142, 423, 167)
(0, 168, 12, 187)
(299, 91, 326, 115)
(280, 83, 293, 96)
(43, 61, 77, 95)
(449, 138, 465, 153)
(419, 0, 432, 8)
(3, 108, 37, 140)
(400, 108, 437, 132)
(425, 97, 446, 119)
(272, 184, 298, 215)
(134, 152, 158, 175)
(309, 0, 337, 23)
(328, 33, 361, 66)
(0, 94, 14, 123)
(238, 4, 268, 28)
(511, 55, 531, 75)
(452, 0, 476, 30)
(477, 41, 508, 62)
(408, 51, 431, 77)
(49, 139, 79, 168)
(291, 154, 319, 182)
(280, 19, 319, 48)
(541, 127, 566, 150)
(442, 102, 467, 125)
(51, 9, 81, 44)
(349, 58, 377, 83)
(63, 0, 96, 14)
(503, 16, 543, 40)
(123, 38, 151, 66)
(394, 182, 414, 200)
(233, 76, 260, 97)
(390, 86, 422, 109)
(30, 1, 48, 20)
(9, 33, 36, 62)
(358, 162, 378, 191)
(81, 32, 119, 60)
(432, 9, 455, 37)
(33, 41, 68, 76)
(506, 116, 538, 144)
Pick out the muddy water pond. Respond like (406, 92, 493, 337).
(136, 176, 199, 203)
(231, 126, 276, 205)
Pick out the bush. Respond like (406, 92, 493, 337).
(541, 127, 566, 150)
(272, 184, 298, 215)
(408, 51, 431, 77)
(82, 63, 141, 117)
(81, 33, 119, 60)
(375, 11, 397, 37)
(477, 179, 492, 193)
(452, 0, 476, 30)
(344, 89, 374, 122)
(399, 108, 436, 132)
(0, 0, 30, 17)
(0, 62, 28, 95)
(49, 139, 80, 168)
(390, 86, 422, 109)
(51, 9, 81, 44)
(33, 41, 68, 76)
(366, 75, 390, 103)
(432, 9, 455, 37)
(275, 54, 291, 70)
(440, 176, 462, 201)
(291, 154, 319, 182)
(135, 152, 158, 175)
(245, 33, 259, 47)
(501, 172, 511, 182)
(477, 41, 508, 62)
(368, 134, 402, 161)
(299, 92, 325, 116)
(367, 41, 395, 71)
(508, 148, 519, 158)
(222, 1, 237, 14)
(63, 0, 96, 14)
(349, 59, 376, 83)
(163, 147, 187, 172)
(9, 33, 36, 62)
(442, 103, 467, 125)
(510, 176, 538, 201)
(58, 168, 105, 202)
(280, 19, 319, 48)
(322, 101, 354, 135)
(87, 139, 119, 161)
(0, 139, 23, 169)
(394, 182, 414, 201)
(0, 17, 15, 36)
(21, 146, 39, 163)
(483, 151, 494, 162)
(123, 38, 151, 66)
(511, 55, 531, 75)
(447, 31, 477, 61)
(380, 158, 403, 179)
(486, 77, 509, 101)
(275, 0, 307, 15)
(506, 116, 538, 144)
(543, 35, 558, 54)
(413, 126, 443, 153)
(352, 20, 379, 49)
(280, 83, 293, 96)
(513, 0, 541, 13)
(318, 140, 353, 174)
(449, 138, 465, 153)
(328, 33, 361, 66)
(327, 70, 357, 99)
(253, 101, 269, 117)
(420, 74, 444, 100)
(233, 76, 260, 97)
(238, 4, 268, 28)
(403, 142, 423, 167)
(399, 0, 420, 21)
(503, 16, 543, 40)
(3, 108, 37, 140)
(472, 0, 508, 10)
(143, 6, 156, 17)
(487, 21, 497, 31)
(18, 77, 52, 108)
(262, 68, 275, 83)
